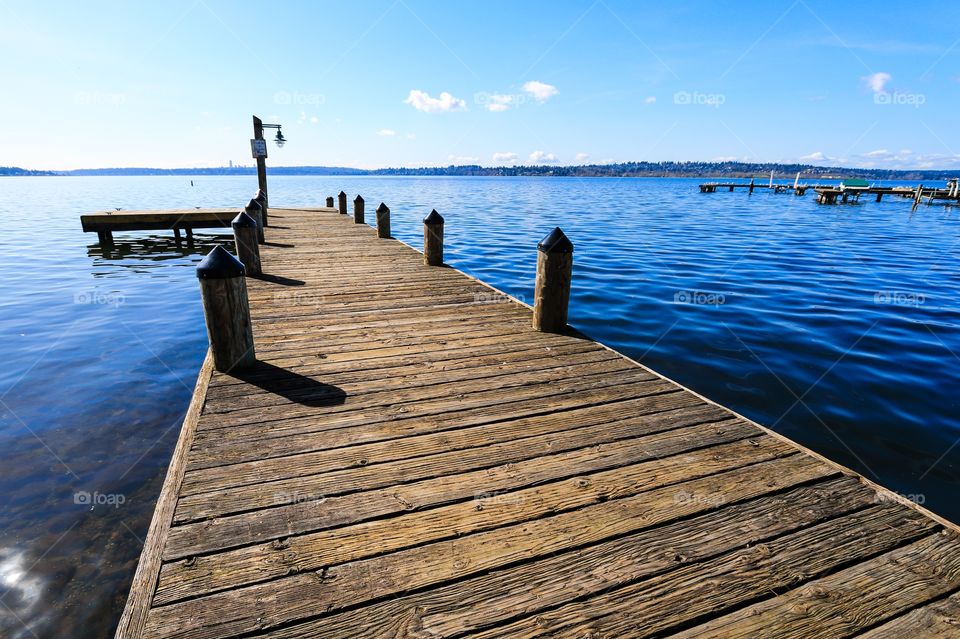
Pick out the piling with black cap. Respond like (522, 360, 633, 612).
(533, 227, 574, 333)
(232, 211, 261, 276)
(255, 189, 268, 226)
(245, 198, 265, 244)
(376, 202, 391, 239)
(423, 209, 444, 266)
(326, 196, 334, 208)
(196, 245, 256, 372)
(353, 195, 365, 224)
(338, 190, 347, 215)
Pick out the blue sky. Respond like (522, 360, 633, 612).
(2, 0, 959, 170)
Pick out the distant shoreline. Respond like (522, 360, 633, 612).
(3, 162, 958, 181)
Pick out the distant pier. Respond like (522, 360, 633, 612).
(700, 177, 960, 207)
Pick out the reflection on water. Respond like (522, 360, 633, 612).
(0, 175, 958, 638)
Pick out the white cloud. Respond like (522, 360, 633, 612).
(406, 133, 416, 140)
(799, 151, 826, 162)
(492, 151, 519, 164)
(599, 158, 616, 165)
(377, 129, 397, 137)
(644, 96, 657, 104)
(404, 89, 467, 113)
(863, 72, 892, 93)
(522, 80, 559, 102)
(712, 156, 738, 162)
(529, 150, 557, 163)
(448, 155, 480, 163)
(864, 148, 890, 158)
(575, 152, 590, 162)
(309, 116, 318, 124)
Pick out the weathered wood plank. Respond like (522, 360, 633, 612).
(145, 454, 834, 638)
(163, 418, 762, 559)
(858, 590, 960, 638)
(156, 434, 798, 605)
(665, 530, 960, 639)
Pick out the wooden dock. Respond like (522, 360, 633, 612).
(81, 208, 239, 243)
(116, 203, 960, 639)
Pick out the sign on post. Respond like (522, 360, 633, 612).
(250, 139, 268, 159)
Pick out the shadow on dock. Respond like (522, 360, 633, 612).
(228, 361, 347, 407)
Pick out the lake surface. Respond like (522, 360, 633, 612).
(1, 175, 958, 638)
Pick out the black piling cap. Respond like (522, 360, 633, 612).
(197, 245, 245, 279)
(423, 209, 444, 225)
(232, 211, 258, 228)
(338, 190, 346, 197)
(354, 194, 364, 203)
(376, 202, 389, 213)
(538, 227, 574, 254)
(245, 198, 262, 212)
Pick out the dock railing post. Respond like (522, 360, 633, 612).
(376, 202, 391, 238)
(353, 195, 365, 224)
(326, 196, 334, 208)
(255, 189, 269, 227)
(231, 211, 262, 276)
(196, 245, 256, 373)
(423, 209, 444, 266)
(245, 198, 265, 244)
(338, 191, 347, 215)
(533, 227, 574, 333)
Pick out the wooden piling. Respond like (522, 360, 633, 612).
(196, 245, 255, 373)
(245, 199, 265, 244)
(98, 230, 114, 245)
(255, 190, 269, 227)
(231, 211, 262, 276)
(326, 196, 334, 208)
(338, 191, 347, 215)
(353, 195, 365, 224)
(376, 202, 391, 239)
(533, 227, 573, 333)
(422, 209, 444, 266)
(749, 179, 755, 194)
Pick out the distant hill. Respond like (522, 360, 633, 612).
(7, 162, 960, 181)
(0, 166, 58, 176)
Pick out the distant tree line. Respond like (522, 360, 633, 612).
(3, 162, 958, 181)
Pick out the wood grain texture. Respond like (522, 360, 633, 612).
(113, 206, 959, 639)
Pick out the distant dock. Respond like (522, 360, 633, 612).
(101, 199, 960, 639)
(699, 177, 960, 207)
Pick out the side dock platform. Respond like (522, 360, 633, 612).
(115, 204, 960, 639)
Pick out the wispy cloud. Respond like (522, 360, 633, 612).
(377, 129, 396, 137)
(487, 94, 514, 112)
(492, 151, 519, 164)
(575, 152, 590, 162)
(522, 80, 559, 102)
(644, 96, 656, 104)
(448, 154, 479, 163)
(862, 72, 891, 93)
(404, 89, 466, 113)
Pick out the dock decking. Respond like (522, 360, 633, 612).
(116, 204, 960, 639)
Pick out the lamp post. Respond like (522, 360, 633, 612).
(251, 115, 286, 209)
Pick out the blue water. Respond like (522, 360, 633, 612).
(1, 175, 958, 637)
